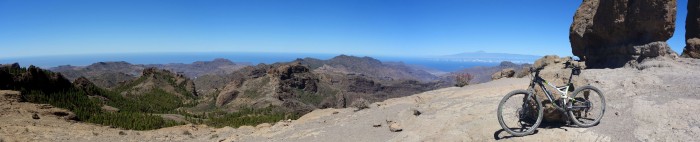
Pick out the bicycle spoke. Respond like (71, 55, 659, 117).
(568, 86, 605, 127)
(498, 90, 542, 136)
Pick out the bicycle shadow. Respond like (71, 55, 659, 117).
(493, 122, 569, 140)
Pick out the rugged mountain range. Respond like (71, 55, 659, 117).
(297, 55, 440, 82)
(193, 55, 448, 114)
(0, 63, 201, 129)
(143, 58, 249, 78)
(2, 55, 453, 130)
(445, 61, 531, 84)
(50, 58, 248, 89)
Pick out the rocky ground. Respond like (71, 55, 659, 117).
(1, 58, 699, 142)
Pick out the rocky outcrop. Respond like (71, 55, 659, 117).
(531, 55, 589, 122)
(268, 62, 319, 101)
(491, 68, 515, 80)
(120, 68, 198, 98)
(683, 0, 700, 58)
(570, 0, 678, 68)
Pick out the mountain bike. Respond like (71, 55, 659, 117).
(496, 61, 605, 136)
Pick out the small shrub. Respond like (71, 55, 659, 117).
(454, 73, 474, 87)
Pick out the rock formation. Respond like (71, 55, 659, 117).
(120, 68, 198, 98)
(491, 68, 515, 80)
(531, 55, 589, 122)
(570, 0, 678, 68)
(683, 0, 700, 58)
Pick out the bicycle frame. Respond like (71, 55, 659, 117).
(528, 68, 577, 111)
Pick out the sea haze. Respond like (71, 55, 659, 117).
(0, 52, 539, 72)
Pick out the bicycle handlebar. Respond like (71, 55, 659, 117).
(563, 61, 581, 69)
(529, 60, 580, 75)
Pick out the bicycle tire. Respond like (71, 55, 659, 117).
(567, 85, 606, 127)
(497, 90, 543, 136)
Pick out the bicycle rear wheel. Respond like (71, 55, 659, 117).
(497, 90, 543, 136)
(567, 85, 606, 127)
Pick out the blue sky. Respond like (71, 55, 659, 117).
(0, 0, 690, 58)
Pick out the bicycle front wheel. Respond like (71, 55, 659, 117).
(567, 85, 606, 127)
(497, 90, 543, 136)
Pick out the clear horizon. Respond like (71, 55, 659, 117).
(0, 0, 691, 58)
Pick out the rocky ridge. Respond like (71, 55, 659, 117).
(197, 58, 446, 115)
(50, 59, 248, 89)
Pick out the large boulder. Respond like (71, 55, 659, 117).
(570, 0, 678, 68)
(683, 0, 700, 58)
(491, 68, 515, 80)
(531, 55, 589, 122)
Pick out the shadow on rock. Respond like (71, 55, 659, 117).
(493, 129, 540, 140)
(493, 121, 572, 140)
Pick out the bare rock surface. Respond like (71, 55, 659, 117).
(570, 0, 678, 68)
(1, 58, 700, 141)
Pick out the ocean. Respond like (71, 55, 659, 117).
(0, 52, 505, 72)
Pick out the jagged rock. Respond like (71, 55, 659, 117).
(491, 68, 515, 80)
(269, 62, 319, 101)
(570, 0, 678, 68)
(684, 0, 700, 58)
(532, 55, 589, 122)
(32, 113, 40, 119)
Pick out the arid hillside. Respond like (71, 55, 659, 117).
(2, 58, 699, 141)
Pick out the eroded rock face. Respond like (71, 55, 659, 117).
(269, 62, 319, 101)
(532, 55, 589, 122)
(570, 0, 678, 68)
(684, 0, 700, 58)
